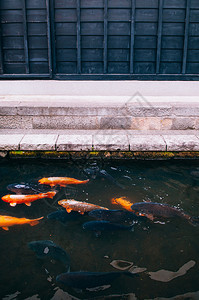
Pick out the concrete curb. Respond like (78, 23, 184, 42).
(0, 132, 199, 159)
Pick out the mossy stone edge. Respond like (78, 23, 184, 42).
(3, 150, 199, 160)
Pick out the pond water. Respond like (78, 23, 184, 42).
(0, 158, 199, 300)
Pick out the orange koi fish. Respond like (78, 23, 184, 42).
(1, 191, 56, 207)
(58, 199, 108, 215)
(111, 197, 133, 212)
(38, 177, 89, 187)
(0, 215, 43, 231)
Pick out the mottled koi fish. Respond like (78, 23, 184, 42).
(58, 199, 108, 215)
(131, 202, 199, 225)
(1, 191, 56, 207)
(111, 197, 133, 212)
(0, 215, 43, 231)
(38, 177, 89, 187)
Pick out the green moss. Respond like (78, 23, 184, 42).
(7, 150, 199, 160)
(89, 151, 101, 156)
(9, 150, 38, 158)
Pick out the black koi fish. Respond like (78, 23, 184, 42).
(131, 202, 199, 225)
(82, 220, 134, 237)
(47, 209, 81, 225)
(28, 240, 70, 272)
(88, 209, 144, 223)
(56, 271, 137, 289)
(83, 166, 125, 189)
(7, 183, 48, 195)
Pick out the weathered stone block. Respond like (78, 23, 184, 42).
(163, 135, 199, 151)
(57, 134, 92, 151)
(171, 118, 196, 130)
(93, 134, 129, 151)
(0, 134, 24, 150)
(124, 105, 172, 117)
(129, 135, 166, 151)
(17, 106, 49, 116)
(20, 134, 58, 150)
(99, 117, 131, 129)
(172, 106, 199, 117)
(48, 106, 122, 116)
(33, 116, 99, 130)
(0, 106, 18, 115)
(0, 116, 33, 129)
(131, 118, 161, 130)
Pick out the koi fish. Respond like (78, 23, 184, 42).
(130, 202, 199, 225)
(7, 183, 49, 194)
(47, 209, 81, 224)
(83, 167, 124, 189)
(28, 240, 70, 272)
(56, 271, 137, 289)
(58, 199, 108, 215)
(38, 177, 89, 187)
(88, 209, 145, 223)
(111, 197, 133, 211)
(0, 215, 43, 231)
(82, 220, 134, 237)
(2, 191, 56, 207)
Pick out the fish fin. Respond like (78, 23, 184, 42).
(79, 211, 85, 215)
(2, 226, 9, 231)
(30, 220, 40, 226)
(29, 217, 43, 226)
(25, 202, 31, 207)
(10, 203, 17, 207)
(66, 208, 72, 213)
(146, 214, 154, 221)
(60, 184, 67, 187)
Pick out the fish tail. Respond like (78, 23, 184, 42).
(45, 191, 57, 198)
(188, 216, 199, 226)
(38, 178, 45, 184)
(29, 216, 44, 226)
(82, 179, 89, 184)
(111, 197, 133, 211)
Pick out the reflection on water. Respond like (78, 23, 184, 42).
(51, 287, 78, 300)
(147, 290, 199, 300)
(0, 159, 199, 300)
(2, 291, 21, 300)
(110, 260, 134, 271)
(148, 260, 196, 282)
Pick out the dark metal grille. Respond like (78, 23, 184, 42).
(0, 0, 199, 80)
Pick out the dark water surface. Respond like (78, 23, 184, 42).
(0, 158, 199, 300)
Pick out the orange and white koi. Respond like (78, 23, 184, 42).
(0, 215, 43, 231)
(111, 197, 133, 212)
(38, 177, 89, 187)
(58, 199, 108, 215)
(1, 191, 56, 207)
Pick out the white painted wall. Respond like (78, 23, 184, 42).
(0, 81, 199, 97)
